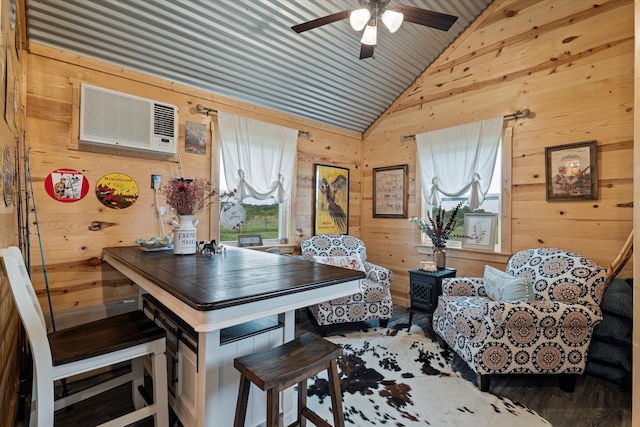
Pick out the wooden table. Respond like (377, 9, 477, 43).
(102, 246, 364, 427)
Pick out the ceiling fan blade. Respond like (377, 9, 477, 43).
(359, 43, 375, 60)
(291, 10, 351, 33)
(394, 5, 458, 31)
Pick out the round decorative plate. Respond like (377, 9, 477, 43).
(220, 201, 246, 230)
(44, 168, 90, 202)
(3, 145, 14, 206)
(95, 173, 139, 209)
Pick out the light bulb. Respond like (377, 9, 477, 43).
(349, 8, 370, 31)
(361, 25, 377, 45)
(381, 10, 403, 33)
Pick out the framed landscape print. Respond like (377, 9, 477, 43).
(545, 140, 598, 201)
(313, 164, 349, 235)
(373, 164, 408, 218)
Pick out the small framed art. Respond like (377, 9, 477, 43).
(373, 164, 408, 218)
(545, 140, 598, 201)
(462, 213, 497, 251)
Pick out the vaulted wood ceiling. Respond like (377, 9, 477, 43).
(26, 0, 492, 133)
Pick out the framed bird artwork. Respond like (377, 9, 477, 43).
(313, 164, 349, 235)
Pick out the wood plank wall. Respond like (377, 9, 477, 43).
(0, 0, 26, 424)
(24, 43, 362, 317)
(361, 0, 634, 307)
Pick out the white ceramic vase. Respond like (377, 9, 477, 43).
(173, 215, 198, 255)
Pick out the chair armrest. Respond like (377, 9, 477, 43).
(363, 262, 392, 288)
(487, 300, 603, 328)
(442, 277, 486, 297)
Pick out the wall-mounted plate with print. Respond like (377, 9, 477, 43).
(3, 145, 14, 206)
(95, 173, 139, 209)
(44, 168, 90, 202)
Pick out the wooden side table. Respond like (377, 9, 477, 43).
(407, 268, 456, 335)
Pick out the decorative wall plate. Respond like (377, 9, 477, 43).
(220, 201, 245, 230)
(95, 173, 139, 209)
(44, 168, 90, 202)
(2, 145, 14, 206)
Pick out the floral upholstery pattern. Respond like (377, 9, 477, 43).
(433, 248, 606, 377)
(301, 234, 393, 326)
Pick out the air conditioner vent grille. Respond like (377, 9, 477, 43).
(154, 104, 176, 138)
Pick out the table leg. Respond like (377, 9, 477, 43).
(197, 329, 222, 427)
(407, 311, 414, 332)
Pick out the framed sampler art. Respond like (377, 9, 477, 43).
(545, 140, 598, 201)
(313, 164, 349, 235)
(373, 164, 408, 218)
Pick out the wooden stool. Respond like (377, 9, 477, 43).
(233, 332, 345, 427)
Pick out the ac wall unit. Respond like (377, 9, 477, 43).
(80, 84, 177, 155)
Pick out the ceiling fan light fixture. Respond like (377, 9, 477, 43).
(381, 10, 403, 33)
(349, 8, 370, 31)
(361, 24, 377, 45)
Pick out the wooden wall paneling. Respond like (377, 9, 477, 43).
(25, 45, 363, 325)
(1, 0, 27, 423)
(361, 0, 634, 321)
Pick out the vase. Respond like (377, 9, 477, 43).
(433, 246, 446, 270)
(173, 215, 198, 255)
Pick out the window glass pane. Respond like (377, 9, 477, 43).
(219, 153, 283, 243)
(219, 198, 279, 242)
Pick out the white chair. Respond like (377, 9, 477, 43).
(1, 246, 169, 427)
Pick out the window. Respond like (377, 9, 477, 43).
(217, 111, 297, 245)
(423, 144, 502, 250)
(219, 159, 291, 244)
(416, 117, 507, 252)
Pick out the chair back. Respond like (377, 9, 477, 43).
(1, 246, 56, 417)
(300, 234, 368, 262)
(506, 247, 607, 307)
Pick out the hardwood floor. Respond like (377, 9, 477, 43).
(16, 305, 631, 426)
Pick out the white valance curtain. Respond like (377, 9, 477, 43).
(416, 117, 503, 209)
(218, 111, 297, 203)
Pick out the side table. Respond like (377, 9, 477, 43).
(407, 268, 456, 335)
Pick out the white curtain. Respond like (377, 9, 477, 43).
(218, 112, 297, 203)
(416, 117, 503, 209)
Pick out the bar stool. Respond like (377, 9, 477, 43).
(233, 332, 345, 427)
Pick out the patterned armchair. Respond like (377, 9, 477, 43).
(301, 235, 393, 334)
(433, 248, 607, 392)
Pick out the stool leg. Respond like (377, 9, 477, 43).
(266, 388, 280, 427)
(297, 380, 307, 427)
(234, 374, 251, 427)
(328, 360, 345, 427)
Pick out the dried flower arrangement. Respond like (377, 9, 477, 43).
(162, 178, 234, 216)
(409, 201, 465, 247)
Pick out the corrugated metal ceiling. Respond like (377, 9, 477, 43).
(26, 0, 492, 133)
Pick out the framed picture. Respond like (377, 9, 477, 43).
(462, 213, 497, 251)
(313, 164, 349, 235)
(373, 164, 408, 218)
(237, 234, 263, 247)
(545, 140, 598, 201)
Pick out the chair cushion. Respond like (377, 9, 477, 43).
(483, 265, 533, 302)
(313, 255, 366, 272)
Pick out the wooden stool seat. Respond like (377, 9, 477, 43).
(233, 332, 345, 427)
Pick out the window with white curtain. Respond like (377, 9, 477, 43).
(416, 117, 504, 250)
(218, 112, 297, 244)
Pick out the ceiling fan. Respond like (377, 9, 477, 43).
(291, 0, 459, 60)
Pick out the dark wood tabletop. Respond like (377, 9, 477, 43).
(102, 246, 365, 311)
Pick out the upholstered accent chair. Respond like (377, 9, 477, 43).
(301, 234, 393, 335)
(433, 248, 608, 392)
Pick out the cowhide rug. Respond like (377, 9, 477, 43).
(306, 326, 551, 426)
